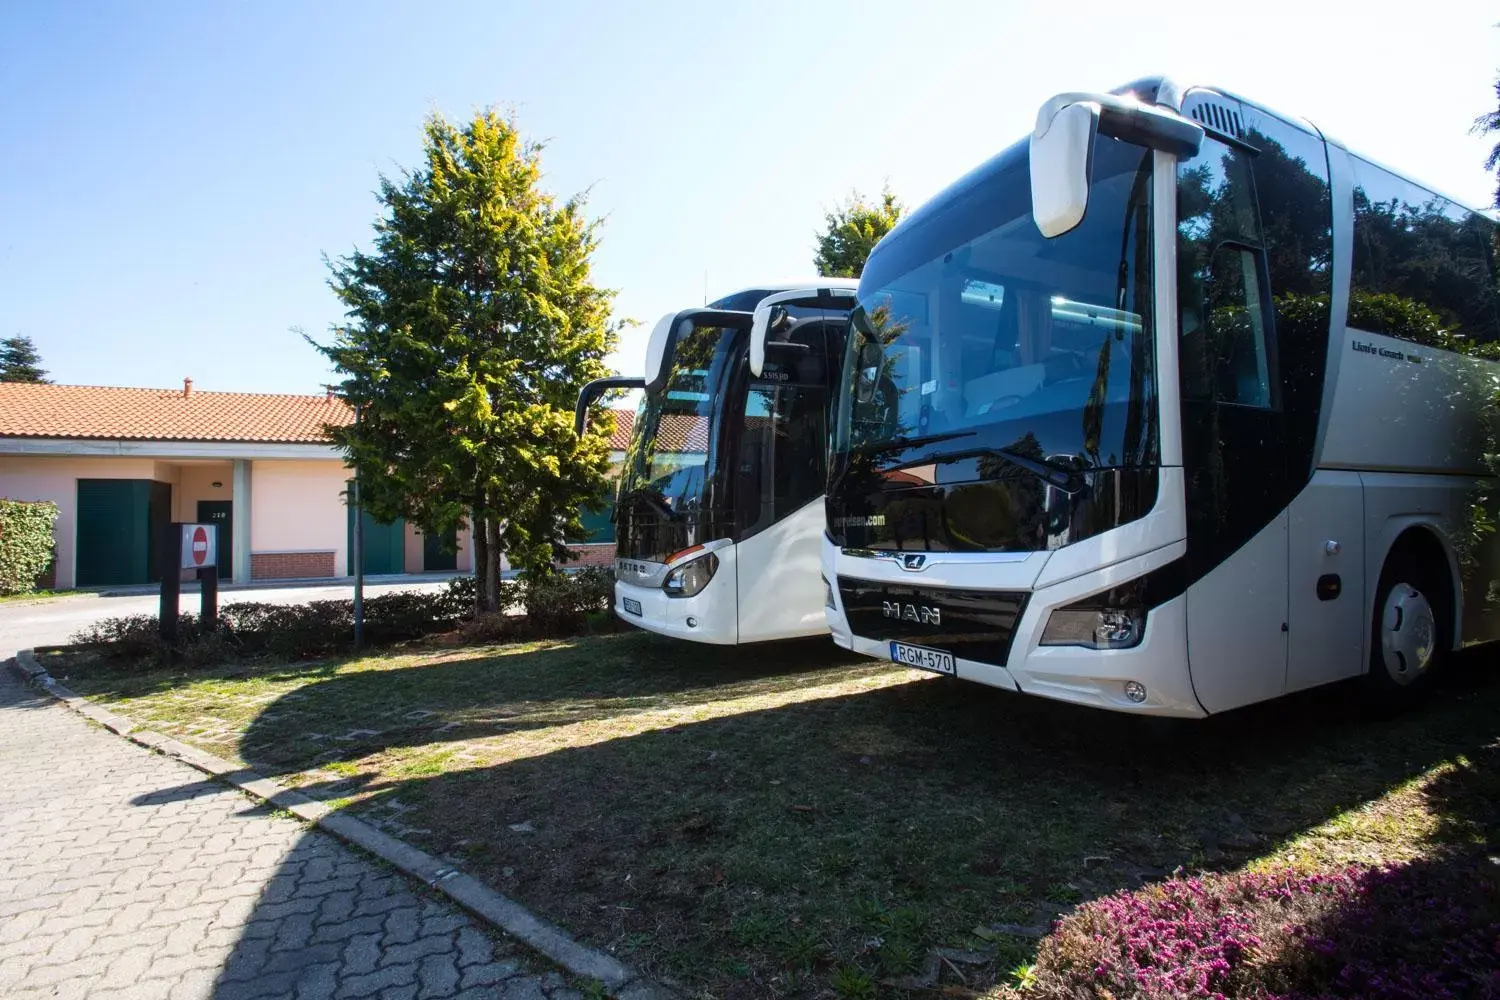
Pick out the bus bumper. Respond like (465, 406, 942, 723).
(823, 537, 1205, 718)
(614, 572, 739, 644)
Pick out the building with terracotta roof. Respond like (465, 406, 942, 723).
(0, 380, 636, 590)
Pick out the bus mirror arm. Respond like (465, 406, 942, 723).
(574, 375, 645, 436)
(1030, 91, 1203, 240)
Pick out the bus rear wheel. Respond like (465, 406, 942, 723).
(1364, 552, 1449, 707)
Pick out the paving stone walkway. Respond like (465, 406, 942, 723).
(0, 667, 581, 1000)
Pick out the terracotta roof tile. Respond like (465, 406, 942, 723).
(0, 382, 352, 444)
(653, 414, 711, 453)
(603, 409, 714, 454)
(607, 409, 635, 450)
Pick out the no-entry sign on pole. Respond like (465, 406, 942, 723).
(179, 523, 217, 570)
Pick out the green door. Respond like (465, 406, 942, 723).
(76, 479, 154, 587)
(423, 528, 457, 572)
(196, 501, 233, 580)
(577, 503, 616, 544)
(347, 504, 405, 576)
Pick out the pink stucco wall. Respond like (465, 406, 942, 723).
(173, 463, 234, 521)
(1, 452, 485, 589)
(403, 522, 423, 574)
(0, 455, 161, 590)
(249, 459, 352, 576)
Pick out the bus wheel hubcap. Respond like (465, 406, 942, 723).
(1380, 583, 1435, 685)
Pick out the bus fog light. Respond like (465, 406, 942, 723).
(686, 616, 698, 628)
(1124, 681, 1147, 703)
(1040, 606, 1145, 650)
(663, 552, 718, 598)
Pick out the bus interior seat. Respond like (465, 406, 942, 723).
(964, 365, 1046, 417)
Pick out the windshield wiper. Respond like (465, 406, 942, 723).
(854, 430, 977, 454)
(831, 430, 979, 495)
(887, 446, 1089, 495)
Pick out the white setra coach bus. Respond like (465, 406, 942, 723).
(822, 77, 1500, 717)
(577, 281, 857, 643)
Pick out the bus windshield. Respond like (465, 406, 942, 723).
(833, 135, 1159, 479)
(618, 322, 736, 522)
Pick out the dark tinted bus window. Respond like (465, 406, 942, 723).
(1240, 111, 1333, 477)
(735, 307, 841, 538)
(1244, 117, 1332, 299)
(1350, 158, 1500, 348)
(1177, 136, 1275, 407)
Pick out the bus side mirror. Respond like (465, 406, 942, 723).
(1030, 101, 1099, 239)
(643, 312, 681, 393)
(1030, 91, 1203, 240)
(750, 287, 856, 376)
(574, 375, 646, 435)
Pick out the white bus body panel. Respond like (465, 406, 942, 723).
(614, 545, 740, 644)
(1284, 470, 1367, 694)
(734, 497, 832, 642)
(1184, 511, 1289, 714)
(1319, 328, 1494, 476)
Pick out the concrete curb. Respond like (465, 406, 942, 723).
(9, 649, 675, 1000)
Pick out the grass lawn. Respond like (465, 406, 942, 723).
(0, 588, 74, 603)
(42, 633, 1500, 999)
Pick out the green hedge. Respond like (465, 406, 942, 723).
(0, 499, 59, 596)
(71, 568, 621, 668)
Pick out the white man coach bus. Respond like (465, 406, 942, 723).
(822, 77, 1500, 717)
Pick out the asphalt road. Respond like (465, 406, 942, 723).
(0, 579, 457, 659)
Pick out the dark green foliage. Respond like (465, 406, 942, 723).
(71, 593, 465, 667)
(0, 499, 59, 595)
(71, 570, 619, 668)
(442, 567, 616, 639)
(0, 335, 49, 383)
(311, 108, 621, 614)
(813, 186, 903, 278)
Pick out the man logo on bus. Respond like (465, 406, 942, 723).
(882, 601, 940, 625)
(901, 554, 926, 571)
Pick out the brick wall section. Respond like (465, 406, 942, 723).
(252, 550, 336, 580)
(565, 544, 615, 569)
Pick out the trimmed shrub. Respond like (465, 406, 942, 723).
(1018, 858, 1500, 1000)
(0, 499, 59, 595)
(72, 567, 620, 666)
(517, 567, 616, 637)
(73, 590, 467, 666)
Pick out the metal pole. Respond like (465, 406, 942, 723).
(159, 526, 181, 646)
(198, 564, 218, 627)
(352, 404, 364, 650)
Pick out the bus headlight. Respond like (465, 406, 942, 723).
(823, 576, 836, 609)
(662, 553, 718, 598)
(1040, 601, 1145, 650)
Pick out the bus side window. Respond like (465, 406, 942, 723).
(1177, 137, 1276, 409)
(1206, 245, 1273, 408)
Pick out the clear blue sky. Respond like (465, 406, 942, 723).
(3, 1, 1497, 394)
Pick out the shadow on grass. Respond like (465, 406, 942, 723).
(224, 637, 1500, 997)
(217, 632, 881, 775)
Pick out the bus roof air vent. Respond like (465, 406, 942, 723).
(1188, 101, 1243, 139)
